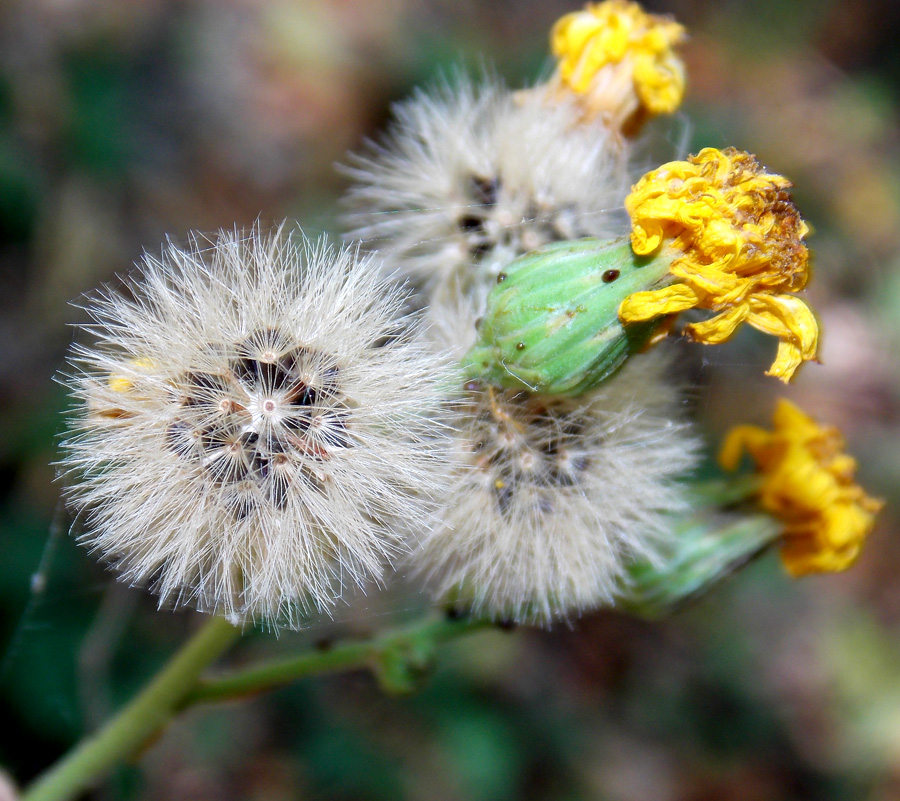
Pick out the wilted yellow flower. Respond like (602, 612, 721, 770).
(720, 399, 882, 576)
(549, 0, 686, 133)
(618, 147, 818, 381)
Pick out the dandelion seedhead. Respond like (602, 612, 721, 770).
(62, 226, 452, 627)
(413, 349, 698, 625)
(341, 77, 628, 313)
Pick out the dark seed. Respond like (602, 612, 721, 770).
(319, 412, 352, 448)
(166, 420, 198, 459)
(287, 382, 316, 407)
(181, 372, 229, 406)
(469, 175, 500, 206)
(469, 241, 492, 259)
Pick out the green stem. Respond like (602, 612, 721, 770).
(23, 615, 241, 801)
(23, 612, 497, 801)
(183, 614, 495, 706)
(687, 473, 764, 507)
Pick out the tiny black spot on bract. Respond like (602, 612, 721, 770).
(497, 272, 508, 283)
(602, 269, 620, 283)
(516, 342, 526, 350)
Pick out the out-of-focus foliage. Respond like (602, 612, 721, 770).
(1, 1, 898, 799)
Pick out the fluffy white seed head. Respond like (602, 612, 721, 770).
(341, 76, 629, 313)
(61, 226, 453, 628)
(412, 347, 699, 625)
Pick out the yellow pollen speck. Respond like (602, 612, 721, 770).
(548, 0, 686, 133)
(618, 147, 818, 382)
(109, 358, 156, 392)
(495, 479, 506, 490)
(720, 399, 883, 576)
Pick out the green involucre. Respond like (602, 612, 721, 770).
(464, 237, 671, 396)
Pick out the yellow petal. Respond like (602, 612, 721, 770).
(765, 340, 802, 383)
(746, 293, 819, 381)
(670, 258, 744, 300)
(684, 303, 749, 345)
(718, 423, 771, 471)
(618, 282, 700, 323)
(748, 294, 818, 357)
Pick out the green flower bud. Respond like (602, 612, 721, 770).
(620, 512, 780, 618)
(464, 237, 671, 396)
(619, 477, 780, 619)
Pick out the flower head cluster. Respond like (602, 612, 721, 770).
(59, 1, 867, 632)
(618, 147, 818, 381)
(548, 0, 687, 133)
(62, 227, 451, 627)
(415, 350, 698, 624)
(720, 399, 882, 576)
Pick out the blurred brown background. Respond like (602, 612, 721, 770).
(1, 1, 899, 799)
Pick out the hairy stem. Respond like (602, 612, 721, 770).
(22, 615, 241, 801)
(183, 613, 496, 706)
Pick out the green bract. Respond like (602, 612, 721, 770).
(464, 237, 670, 396)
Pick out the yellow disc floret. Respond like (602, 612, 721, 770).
(720, 399, 883, 576)
(550, 0, 686, 132)
(618, 147, 818, 382)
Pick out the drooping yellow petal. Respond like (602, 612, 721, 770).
(684, 303, 749, 345)
(747, 294, 818, 358)
(746, 293, 819, 381)
(765, 340, 804, 383)
(720, 399, 883, 576)
(617, 282, 700, 324)
(619, 147, 818, 380)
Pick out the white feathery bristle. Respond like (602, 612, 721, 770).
(341, 75, 630, 313)
(411, 349, 699, 625)
(61, 225, 454, 628)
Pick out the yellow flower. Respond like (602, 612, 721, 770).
(720, 399, 883, 576)
(549, 0, 686, 133)
(618, 147, 818, 382)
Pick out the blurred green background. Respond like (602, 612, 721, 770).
(2, 0, 899, 798)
